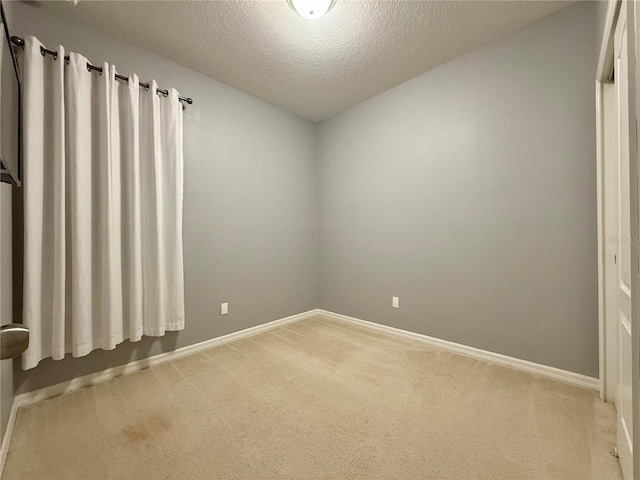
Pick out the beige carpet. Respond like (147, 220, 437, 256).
(3, 315, 622, 479)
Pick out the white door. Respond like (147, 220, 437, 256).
(614, 5, 634, 479)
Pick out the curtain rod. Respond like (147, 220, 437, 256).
(10, 36, 193, 106)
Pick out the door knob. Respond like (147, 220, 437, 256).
(0, 324, 29, 360)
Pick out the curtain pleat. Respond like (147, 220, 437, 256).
(50, 45, 66, 360)
(21, 36, 185, 370)
(120, 73, 144, 342)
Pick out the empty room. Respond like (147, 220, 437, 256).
(0, 0, 638, 478)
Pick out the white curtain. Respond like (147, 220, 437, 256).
(21, 36, 185, 370)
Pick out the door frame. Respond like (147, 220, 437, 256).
(597, 0, 622, 404)
(597, 0, 640, 476)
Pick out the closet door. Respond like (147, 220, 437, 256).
(614, 4, 634, 478)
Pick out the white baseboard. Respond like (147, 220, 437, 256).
(318, 309, 600, 391)
(9, 307, 600, 408)
(12, 309, 319, 409)
(0, 397, 19, 476)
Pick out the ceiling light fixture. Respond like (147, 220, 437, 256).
(286, 0, 337, 20)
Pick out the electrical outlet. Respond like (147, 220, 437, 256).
(392, 296, 399, 308)
(221, 302, 229, 315)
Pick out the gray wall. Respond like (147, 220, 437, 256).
(595, 0, 610, 56)
(1, 0, 16, 442)
(11, 1, 319, 394)
(317, 2, 599, 377)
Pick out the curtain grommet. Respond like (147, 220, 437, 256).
(39, 46, 45, 57)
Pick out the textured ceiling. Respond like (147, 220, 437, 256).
(47, 0, 572, 122)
